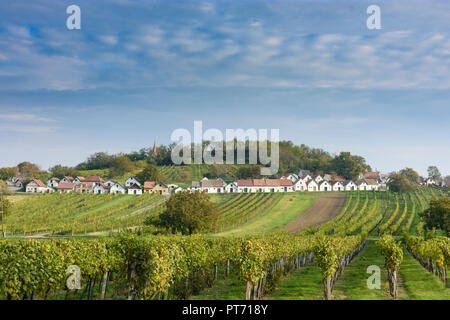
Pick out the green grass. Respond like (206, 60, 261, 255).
(212, 192, 318, 237)
(398, 249, 450, 300)
(332, 240, 391, 300)
(264, 263, 324, 300)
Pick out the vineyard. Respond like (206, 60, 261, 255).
(0, 186, 448, 300)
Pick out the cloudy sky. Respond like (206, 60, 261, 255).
(0, 0, 449, 176)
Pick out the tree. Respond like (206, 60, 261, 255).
(399, 168, 419, 184)
(387, 174, 415, 193)
(17, 162, 40, 177)
(427, 166, 442, 180)
(0, 167, 17, 180)
(419, 197, 450, 236)
(110, 156, 135, 177)
(48, 165, 79, 178)
(236, 165, 262, 179)
(147, 191, 218, 235)
(331, 152, 370, 180)
(0, 183, 11, 238)
(76, 152, 115, 170)
(136, 164, 161, 184)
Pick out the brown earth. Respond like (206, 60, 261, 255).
(282, 193, 346, 234)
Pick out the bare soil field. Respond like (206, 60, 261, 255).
(282, 193, 346, 234)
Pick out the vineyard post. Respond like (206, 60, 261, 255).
(0, 191, 5, 238)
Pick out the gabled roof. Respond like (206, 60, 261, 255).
(306, 179, 318, 186)
(334, 176, 345, 182)
(49, 177, 60, 182)
(356, 179, 368, 186)
(63, 176, 74, 181)
(57, 182, 75, 189)
(144, 181, 156, 189)
(343, 180, 355, 186)
(128, 183, 142, 190)
(332, 181, 343, 186)
(236, 179, 254, 187)
(366, 179, 379, 186)
(318, 180, 331, 186)
(75, 176, 85, 181)
(30, 179, 47, 188)
(200, 180, 224, 188)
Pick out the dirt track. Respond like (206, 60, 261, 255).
(282, 193, 346, 234)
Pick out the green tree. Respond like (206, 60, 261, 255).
(147, 191, 218, 235)
(0, 167, 17, 180)
(17, 162, 40, 177)
(0, 184, 11, 238)
(419, 197, 450, 236)
(387, 173, 415, 193)
(48, 165, 79, 178)
(110, 156, 135, 177)
(331, 152, 370, 180)
(427, 166, 442, 180)
(399, 168, 419, 184)
(136, 164, 161, 184)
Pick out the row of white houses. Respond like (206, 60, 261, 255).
(189, 173, 384, 194)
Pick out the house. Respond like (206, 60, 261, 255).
(128, 183, 143, 195)
(74, 182, 95, 193)
(47, 178, 60, 188)
(144, 181, 169, 195)
(323, 174, 332, 181)
(332, 181, 345, 191)
(365, 179, 379, 190)
(172, 187, 184, 193)
(104, 180, 116, 187)
(126, 176, 141, 187)
(110, 183, 126, 194)
(234, 179, 294, 193)
(357, 179, 369, 191)
(73, 176, 86, 183)
(293, 178, 307, 191)
(424, 178, 436, 186)
(306, 179, 318, 192)
(318, 180, 332, 191)
(344, 180, 358, 191)
(60, 176, 74, 183)
(167, 184, 179, 193)
(57, 182, 75, 193)
(6, 179, 22, 192)
(93, 183, 109, 194)
(314, 175, 323, 183)
(298, 174, 312, 183)
(191, 178, 226, 193)
(26, 179, 52, 193)
(281, 174, 299, 183)
(225, 182, 238, 193)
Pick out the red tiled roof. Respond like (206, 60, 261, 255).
(33, 179, 47, 188)
(278, 179, 293, 186)
(236, 179, 253, 187)
(253, 179, 266, 186)
(57, 182, 75, 189)
(144, 181, 156, 189)
(50, 177, 60, 182)
(334, 176, 345, 182)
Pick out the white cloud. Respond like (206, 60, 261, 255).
(99, 35, 118, 45)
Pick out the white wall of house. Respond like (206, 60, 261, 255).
(319, 181, 332, 191)
(333, 182, 344, 191)
(126, 177, 140, 187)
(110, 184, 126, 194)
(306, 180, 318, 192)
(128, 188, 143, 195)
(345, 182, 357, 191)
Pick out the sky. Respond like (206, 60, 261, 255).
(0, 0, 449, 177)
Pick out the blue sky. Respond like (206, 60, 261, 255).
(0, 0, 449, 176)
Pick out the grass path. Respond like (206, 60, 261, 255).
(212, 193, 317, 237)
(264, 263, 324, 300)
(332, 240, 392, 300)
(398, 249, 450, 300)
